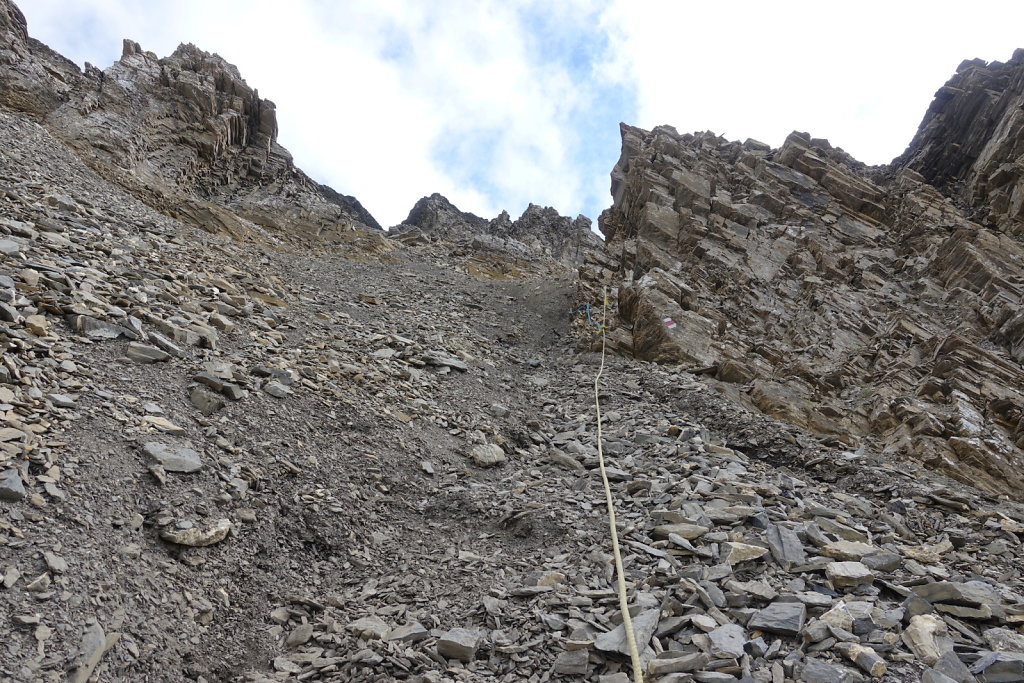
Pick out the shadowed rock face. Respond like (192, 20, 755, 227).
(0, 2, 379, 239)
(0, 2, 81, 116)
(582, 70, 1024, 497)
(898, 48, 1024, 236)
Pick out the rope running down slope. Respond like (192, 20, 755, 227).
(593, 287, 644, 682)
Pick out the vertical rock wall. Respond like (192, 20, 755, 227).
(898, 49, 1024, 236)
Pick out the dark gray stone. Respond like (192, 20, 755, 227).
(552, 649, 589, 675)
(970, 651, 1024, 682)
(921, 670, 959, 683)
(767, 524, 806, 570)
(913, 581, 1000, 608)
(647, 651, 708, 675)
(799, 657, 862, 682)
(708, 623, 747, 658)
(748, 601, 806, 636)
(931, 651, 975, 683)
(0, 468, 26, 501)
(862, 551, 903, 572)
(595, 608, 660, 656)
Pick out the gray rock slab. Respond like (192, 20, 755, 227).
(387, 622, 428, 643)
(347, 615, 389, 639)
(599, 674, 631, 683)
(863, 551, 903, 572)
(653, 523, 710, 540)
(149, 332, 184, 357)
(931, 650, 976, 683)
(0, 469, 26, 501)
(984, 627, 1024, 653)
(767, 523, 807, 570)
(970, 651, 1024, 682)
(142, 442, 203, 473)
(595, 608, 660, 656)
(708, 623, 747, 658)
(470, 444, 506, 467)
(826, 561, 875, 587)
(647, 651, 708, 676)
(437, 627, 482, 662)
(921, 670, 959, 683)
(914, 581, 1000, 608)
(285, 623, 313, 647)
(0, 239, 21, 256)
(126, 343, 170, 364)
(263, 380, 291, 398)
(800, 657, 863, 682)
(552, 649, 589, 675)
(47, 393, 76, 408)
(748, 601, 807, 636)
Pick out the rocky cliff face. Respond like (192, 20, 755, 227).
(6, 2, 1024, 681)
(0, 2, 379, 242)
(583, 70, 1024, 498)
(898, 49, 1024, 236)
(393, 192, 600, 267)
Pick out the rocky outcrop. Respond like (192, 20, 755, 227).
(583, 105, 1024, 498)
(489, 203, 597, 264)
(392, 193, 600, 267)
(898, 48, 1024, 236)
(0, 1, 81, 116)
(0, 0, 378, 240)
(396, 192, 491, 240)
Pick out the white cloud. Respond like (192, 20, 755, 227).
(597, 0, 1024, 164)
(19, 0, 612, 228)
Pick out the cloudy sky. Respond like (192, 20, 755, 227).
(19, 1, 1024, 229)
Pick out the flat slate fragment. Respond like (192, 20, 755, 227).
(594, 608, 660, 656)
(142, 442, 203, 473)
(747, 601, 806, 636)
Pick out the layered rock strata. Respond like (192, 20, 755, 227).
(898, 48, 1024, 236)
(584, 89, 1024, 497)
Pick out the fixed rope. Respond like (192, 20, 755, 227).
(568, 302, 601, 329)
(593, 287, 644, 683)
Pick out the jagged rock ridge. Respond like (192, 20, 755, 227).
(393, 192, 601, 267)
(581, 51, 1024, 499)
(0, 5, 380, 242)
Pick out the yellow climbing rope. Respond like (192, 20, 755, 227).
(593, 287, 644, 683)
